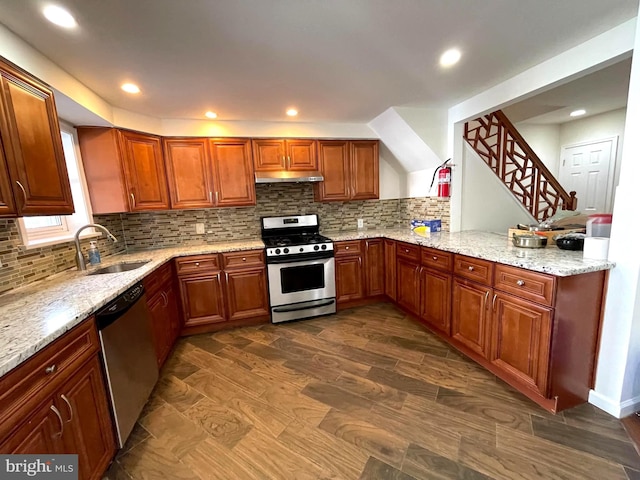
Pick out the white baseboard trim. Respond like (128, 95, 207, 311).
(589, 389, 640, 418)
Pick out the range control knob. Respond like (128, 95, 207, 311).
(321, 244, 327, 250)
(283, 248, 289, 254)
(314, 245, 320, 251)
(300, 247, 304, 252)
(275, 248, 281, 255)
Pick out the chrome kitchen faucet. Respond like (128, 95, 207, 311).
(74, 224, 118, 271)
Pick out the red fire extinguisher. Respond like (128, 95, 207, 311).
(430, 159, 452, 197)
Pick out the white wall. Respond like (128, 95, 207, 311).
(559, 108, 627, 193)
(393, 106, 448, 161)
(460, 144, 534, 232)
(514, 123, 561, 176)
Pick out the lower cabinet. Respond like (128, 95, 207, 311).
(364, 239, 384, 296)
(176, 250, 270, 333)
(490, 292, 552, 396)
(147, 283, 181, 367)
(334, 239, 385, 306)
(384, 239, 396, 301)
(335, 255, 364, 303)
(0, 318, 116, 480)
(396, 257, 420, 316)
(420, 267, 452, 334)
(451, 278, 492, 358)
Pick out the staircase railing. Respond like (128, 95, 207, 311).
(463, 110, 577, 222)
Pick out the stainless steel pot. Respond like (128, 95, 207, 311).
(517, 223, 553, 232)
(512, 233, 547, 248)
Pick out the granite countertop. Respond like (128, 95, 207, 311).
(0, 229, 614, 378)
(325, 229, 614, 277)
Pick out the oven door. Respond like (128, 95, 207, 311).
(267, 257, 335, 307)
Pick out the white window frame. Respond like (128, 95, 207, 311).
(17, 123, 99, 249)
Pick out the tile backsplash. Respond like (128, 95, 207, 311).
(0, 184, 449, 293)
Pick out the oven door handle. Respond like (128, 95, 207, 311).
(272, 299, 336, 313)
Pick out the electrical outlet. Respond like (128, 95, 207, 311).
(357, 218, 364, 229)
(195, 223, 205, 234)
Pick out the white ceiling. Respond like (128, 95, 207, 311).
(0, 0, 637, 123)
(503, 58, 632, 125)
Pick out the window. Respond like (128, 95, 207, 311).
(18, 124, 96, 248)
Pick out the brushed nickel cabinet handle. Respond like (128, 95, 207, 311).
(492, 294, 497, 311)
(161, 291, 169, 307)
(516, 280, 525, 286)
(130, 192, 136, 207)
(15, 181, 27, 205)
(484, 290, 489, 304)
(468, 265, 474, 271)
(45, 364, 57, 374)
(61, 395, 73, 423)
(51, 405, 64, 438)
(215, 191, 219, 203)
(209, 191, 213, 203)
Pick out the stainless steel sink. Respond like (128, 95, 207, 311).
(88, 261, 150, 275)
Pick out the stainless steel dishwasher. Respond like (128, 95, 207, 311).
(96, 283, 158, 448)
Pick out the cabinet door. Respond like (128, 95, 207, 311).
(0, 139, 16, 216)
(491, 292, 552, 396)
(384, 240, 396, 301)
(147, 292, 173, 368)
(0, 65, 73, 215)
(336, 255, 365, 304)
(452, 278, 491, 357)
(286, 139, 318, 171)
(119, 131, 169, 211)
(350, 141, 379, 200)
(315, 140, 350, 201)
(252, 139, 286, 171)
(210, 139, 256, 207)
(224, 267, 269, 321)
(365, 238, 384, 297)
(179, 273, 226, 327)
(58, 356, 116, 480)
(396, 258, 420, 315)
(0, 398, 63, 454)
(165, 283, 182, 352)
(421, 268, 452, 334)
(164, 138, 214, 209)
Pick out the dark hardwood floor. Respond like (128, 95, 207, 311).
(104, 303, 638, 480)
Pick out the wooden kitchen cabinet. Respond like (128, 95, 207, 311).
(0, 56, 74, 216)
(396, 259, 421, 316)
(252, 138, 318, 172)
(490, 292, 552, 396)
(210, 138, 256, 207)
(179, 273, 227, 327)
(145, 262, 181, 368)
(451, 277, 492, 358)
(364, 238, 384, 297)
(78, 127, 170, 213)
(384, 239, 397, 301)
(0, 318, 116, 480)
(163, 138, 214, 209)
(315, 140, 379, 202)
(420, 267, 452, 334)
(224, 267, 269, 321)
(336, 255, 365, 304)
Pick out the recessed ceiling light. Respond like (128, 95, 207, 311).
(570, 109, 586, 117)
(205, 111, 217, 119)
(286, 108, 298, 117)
(121, 83, 140, 94)
(43, 4, 77, 29)
(440, 48, 461, 67)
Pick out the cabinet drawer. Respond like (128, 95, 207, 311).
(0, 318, 99, 438)
(335, 240, 362, 256)
(222, 250, 265, 270)
(421, 247, 453, 272)
(397, 242, 420, 262)
(175, 255, 220, 275)
(454, 255, 493, 285)
(143, 261, 173, 296)
(494, 264, 555, 307)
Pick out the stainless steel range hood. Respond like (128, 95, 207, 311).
(255, 171, 324, 183)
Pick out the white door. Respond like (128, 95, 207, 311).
(559, 138, 616, 213)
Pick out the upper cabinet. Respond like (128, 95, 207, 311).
(78, 127, 170, 213)
(0, 57, 74, 217)
(252, 139, 317, 172)
(163, 137, 255, 209)
(314, 140, 379, 202)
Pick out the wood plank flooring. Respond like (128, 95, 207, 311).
(104, 303, 638, 480)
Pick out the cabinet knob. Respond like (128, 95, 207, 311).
(345, 246, 349, 250)
(433, 256, 438, 261)
(195, 262, 200, 267)
(516, 279, 525, 286)
(468, 266, 474, 271)
(405, 249, 409, 253)
(45, 364, 57, 374)
(242, 257, 246, 261)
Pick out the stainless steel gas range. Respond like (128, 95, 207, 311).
(261, 214, 336, 323)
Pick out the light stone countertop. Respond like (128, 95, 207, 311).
(0, 229, 614, 378)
